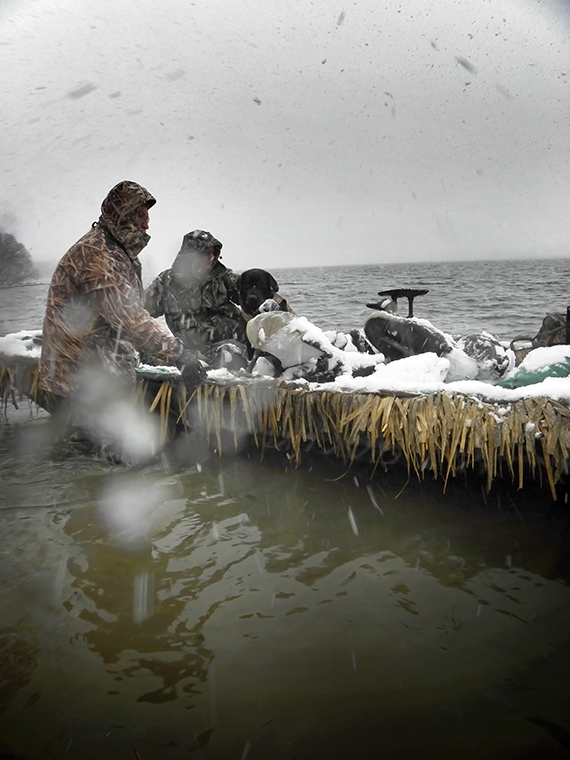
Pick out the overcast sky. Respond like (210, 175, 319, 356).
(1, 0, 569, 275)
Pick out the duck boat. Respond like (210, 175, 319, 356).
(2, 292, 570, 502)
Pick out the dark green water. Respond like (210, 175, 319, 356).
(1, 403, 570, 759)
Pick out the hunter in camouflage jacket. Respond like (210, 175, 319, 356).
(39, 180, 184, 399)
(144, 230, 247, 361)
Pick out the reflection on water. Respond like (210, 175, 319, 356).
(1, 406, 570, 758)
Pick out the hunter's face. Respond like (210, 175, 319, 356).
(136, 207, 150, 230)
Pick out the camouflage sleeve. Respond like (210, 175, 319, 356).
(83, 257, 182, 362)
(144, 272, 167, 317)
(225, 268, 241, 304)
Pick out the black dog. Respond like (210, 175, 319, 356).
(236, 268, 292, 369)
(236, 268, 291, 319)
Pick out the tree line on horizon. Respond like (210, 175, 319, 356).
(0, 228, 37, 287)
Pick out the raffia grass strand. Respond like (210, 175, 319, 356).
(4, 358, 569, 499)
(189, 382, 569, 499)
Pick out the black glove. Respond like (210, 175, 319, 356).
(176, 349, 206, 388)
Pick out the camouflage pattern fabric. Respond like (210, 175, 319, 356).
(145, 232, 246, 360)
(39, 180, 183, 397)
(532, 312, 568, 347)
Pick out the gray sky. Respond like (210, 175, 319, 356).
(1, 0, 569, 276)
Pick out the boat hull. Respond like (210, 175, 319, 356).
(2, 343, 570, 501)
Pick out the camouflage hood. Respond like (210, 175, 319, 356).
(176, 230, 222, 258)
(97, 180, 156, 258)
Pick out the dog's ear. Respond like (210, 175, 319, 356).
(268, 273, 279, 295)
(235, 274, 242, 293)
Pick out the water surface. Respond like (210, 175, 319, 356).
(1, 261, 570, 758)
(1, 403, 570, 758)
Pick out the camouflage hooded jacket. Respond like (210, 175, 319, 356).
(144, 230, 246, 360)
(39, 180, 183, 397)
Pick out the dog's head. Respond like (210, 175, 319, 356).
(237, 268, 280, 317)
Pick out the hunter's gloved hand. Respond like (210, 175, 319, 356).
(176, 349, 206, 389)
